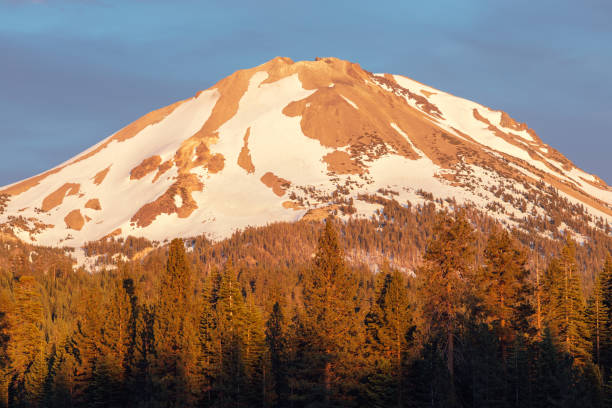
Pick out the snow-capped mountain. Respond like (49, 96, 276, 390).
(1, 57, 610, 248)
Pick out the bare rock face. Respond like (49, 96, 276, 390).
(64, 210, 85, 231)
(260, 172, 291, 197)
(85, 199, 101, 211)
(0, 57, 610, 247)
(130, 156, 162, 180)
(42, 183, 80, 212)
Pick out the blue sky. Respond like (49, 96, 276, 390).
(1, 0, 610, 185)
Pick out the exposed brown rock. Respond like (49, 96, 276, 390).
(174, 60, 259, 178)
(261, 56, 349, 89)
(379, 74, 443, 118)
(435, 173, 462, 187)
(260, 172, 291, 197)
(92, 166, 111, 185)
(206, 153, 225, 174)
(282, 201, 304, 210)
(113, 101, 187, 143)
(103, 228, 122, 240)
(471, 109, 570, 176)
(282, 86, 421, 161)
(472, 108, 492, 126)
(130, 174, 203, 228)
(278, 62, 474, 172)
(0, 168, 63, 196)
(580, 175, 611, 190)
(4, 56, 611, 238)
(141, 69, 244, 224)
(323, 150, 363, 174)
(64, 210, 85, 231)
(85, 199, 101, 211)
(130, 156, 162, 180)
(237, 128, 255, 174)
(152, 160, 173, 183)
(499, 111, 529, 132)
(41, 183, 80, 212)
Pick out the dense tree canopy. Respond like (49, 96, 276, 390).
(0, 203, 610, 407)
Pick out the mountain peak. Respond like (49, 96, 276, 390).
(1, 58, 610, 249)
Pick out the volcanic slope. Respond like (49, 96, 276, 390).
(1, 57, 610, 248)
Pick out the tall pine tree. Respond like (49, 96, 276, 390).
(542, 238, 591, 366)
(479, 228, 534, 358)
(152, 238, 198, 407)
(300, 218, 359, 405)
(266, 301, 287, 407)
(419, 210, 475, 404)
(7, 275, 46, 407)
(364, 265, 413, 407)
(599, 253, 612, 377)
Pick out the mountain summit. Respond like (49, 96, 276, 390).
(1, 57, 611, 247)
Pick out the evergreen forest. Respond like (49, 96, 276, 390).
(1, 205, 612, 407)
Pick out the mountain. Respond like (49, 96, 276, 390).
(1, 57, 611, 253)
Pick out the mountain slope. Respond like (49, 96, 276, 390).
(1, 57, 610, 248)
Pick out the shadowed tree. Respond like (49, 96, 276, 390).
(598, 253, 612, 376)
(418, 211, 475, 405)
(266, 301, 287, 407)
(364, 264, 413, 407)
(0, 288, 12, 407)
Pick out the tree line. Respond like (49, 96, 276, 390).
(1, 213, 612, 407)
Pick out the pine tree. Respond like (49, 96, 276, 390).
(599, 253, 612, 377)
(72, 286, 104, 405)
(243, 296, 266, 406)
(364, 265, 412, 407)
(47, 339, 78, 408)
(152, 238, 198, 407)
(98, 274, 135, 406)
(215, 261, 248, 340)
(507, 336, 532, 407)
(133, 304, 155, 407)
(7, 275, 47, 407)
(419, 211, 475, 403)
(198, 273, 218, 405)
(213, 261, 250, 406)
(457, 321, 506, 408)
(266, 301, 287, 407)
(0, 288, 11, 407)
(543, 239, 592, 366)
(587, 271, 609, 371)
(532, 328, 576, 408)
(300, 217, 359, 405)
(120, 275, 141, 405)
(479, 228, 534, 358)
